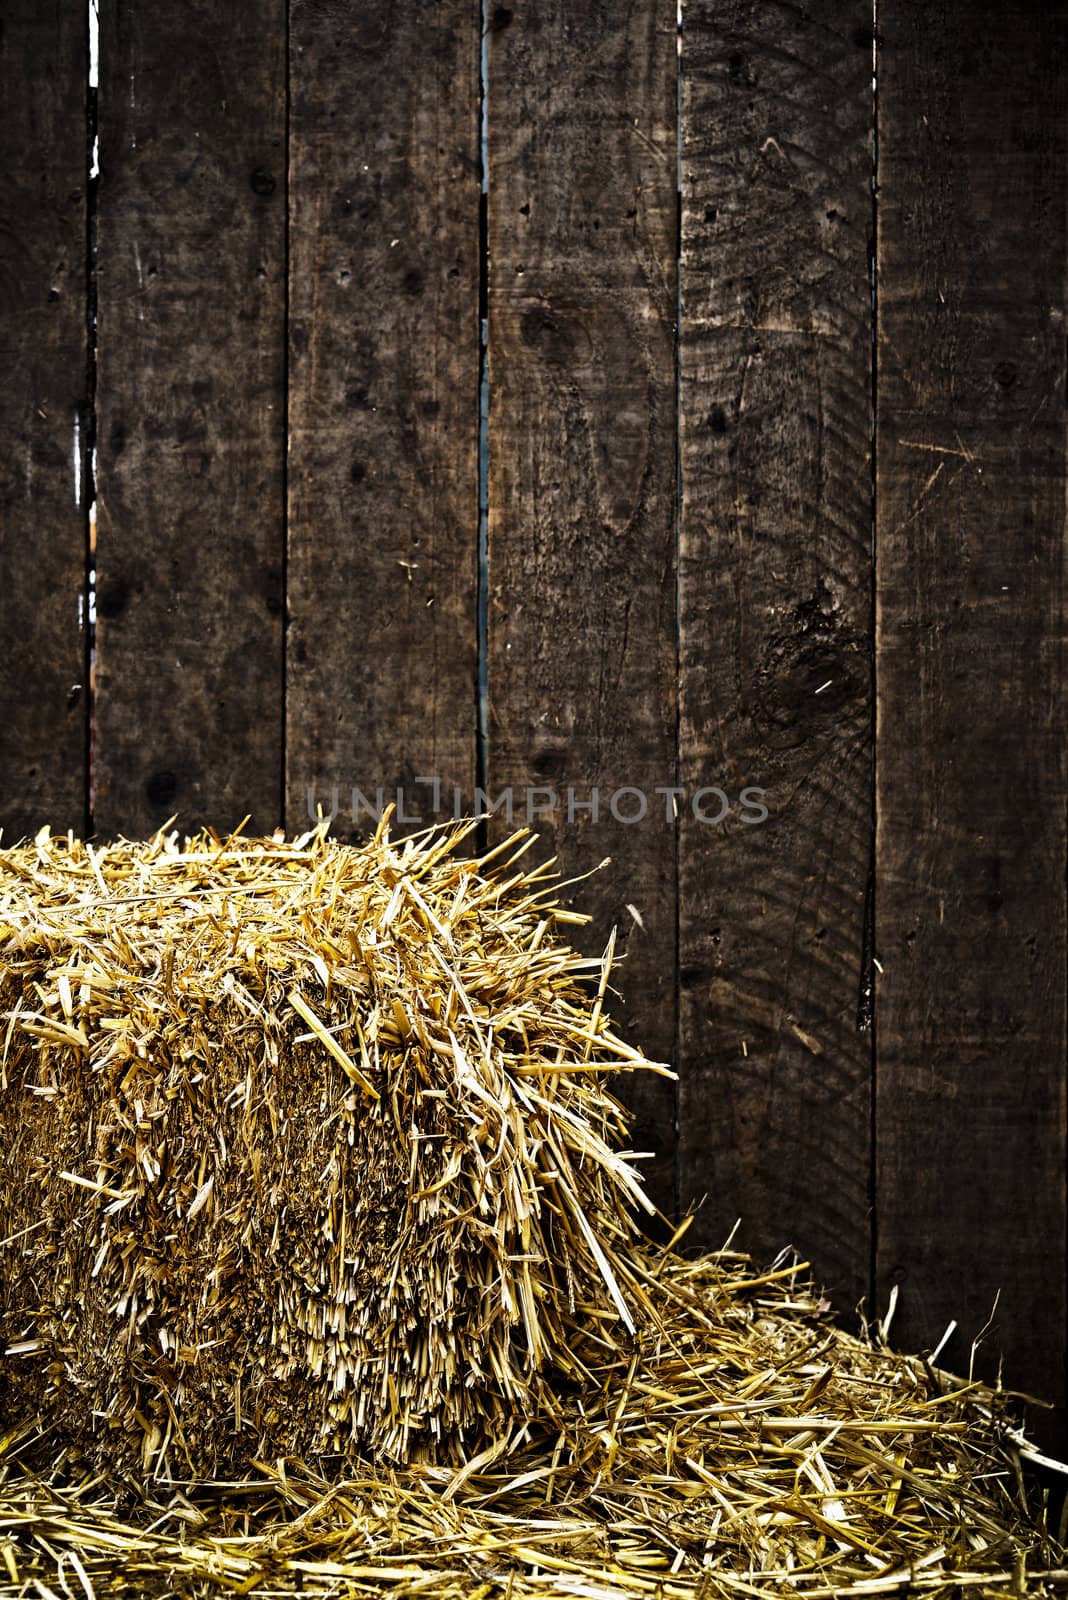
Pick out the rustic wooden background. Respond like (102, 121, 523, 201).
(2, 1, 1065, 1444)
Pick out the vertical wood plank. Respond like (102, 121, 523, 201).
(875, 1, 1067, 1436)
(94, 3, 286, 838)
(286, 1, 481, 842)
(485, 0, 679, 1213)
(678, 1, 874, 1301)
(0, 4, 87, 839)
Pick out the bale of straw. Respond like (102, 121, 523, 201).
(0, 817, 669, 1481)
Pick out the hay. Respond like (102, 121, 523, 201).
(2, 1249, 1066, 1597)
(1, 815, 1066, 1597)
(0, 815, 668, 1478)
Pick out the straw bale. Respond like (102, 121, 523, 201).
(0, 817, 667, 1481)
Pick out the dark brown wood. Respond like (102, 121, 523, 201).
(0, 3, 87, 840)
(285, 0, 481, 843)
(875, 0, 1067, 1439)
(485, 0, 679, 1214)
(93, 2, 286, 838)
(677, 1, 874, 1300)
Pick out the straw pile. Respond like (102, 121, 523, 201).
(0, 815, 665, 1479)
(2, 1248, 1067, 1597)
(2, 816, 1067, 1597)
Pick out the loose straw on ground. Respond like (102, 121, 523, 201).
(2, 1249, 1066, 1598)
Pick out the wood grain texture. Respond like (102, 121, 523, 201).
(485, 0, 679, 1213)
(678, 0, 874, 1300)
(93, 2, 286, 838)
(285, 0, 481, 843)
(875, 0, 1067, 1437)
(0, 3, 87, 840)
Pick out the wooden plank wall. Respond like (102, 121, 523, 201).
(485, 1, 678, 1211)
(0, 1, 1065, 1442)
(0, 4, 88, 841)
(287, 0, 480, 841)
(875, 0, 1067, 1431)
(93, 1, 287, 837)
(678, 0, 874, 1308)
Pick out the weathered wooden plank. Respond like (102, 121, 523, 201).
(485, 0, 679, 1213)
(0, 3, 87, 840)
(875, 0, 1067, 1437)
(286, 0, 481, 844)
(93, 2, 286, 838)
(678, 1, 874, 1300)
